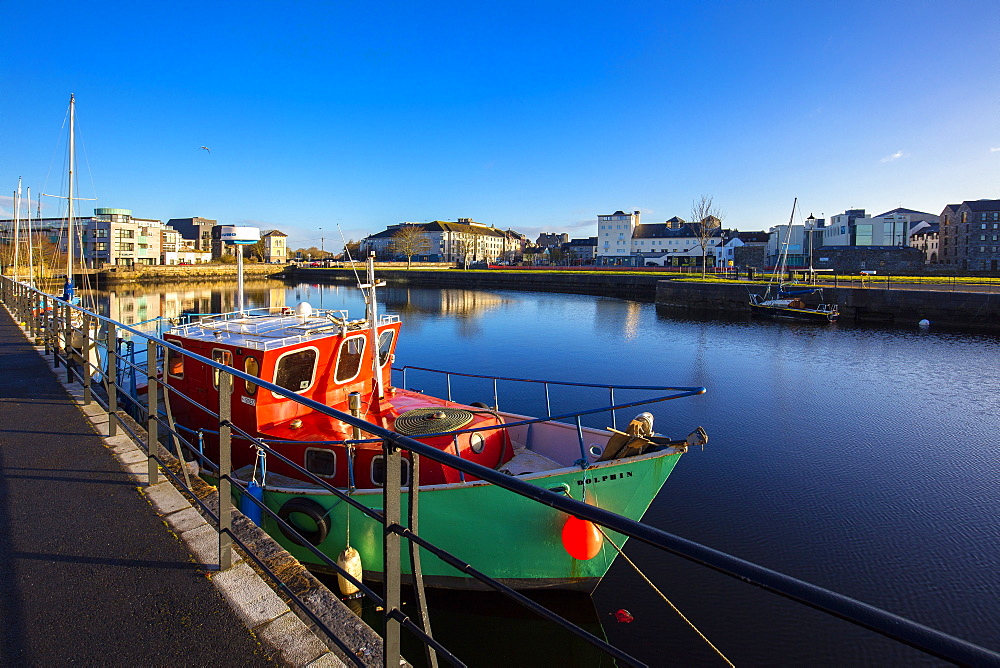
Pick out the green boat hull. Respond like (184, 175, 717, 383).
(240, 450, 682, 592)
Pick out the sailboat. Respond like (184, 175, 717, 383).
(749, 199, 838, 322)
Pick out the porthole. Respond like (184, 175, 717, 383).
(305, 448, 336, 478)
(470, 433, 485, 454)
(244, 357, 259, 395)
(371, 455, 411, 487)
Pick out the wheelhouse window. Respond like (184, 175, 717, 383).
(212, 349, 234, 388)
(166, 342, 184, 378)
(273, 348, 318, 395)
(378, 330, 395, 366)
(335, 336, 366, 383)
(305, 448, 336, 478)
(243, 357, 260, 395)
(371, 455, 410, 487)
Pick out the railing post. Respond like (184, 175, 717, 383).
(218, 370, 233, 571)
(64, 303, 73, 383)
(383, 437, 402, 666)
(106, 322, 118, 436)
(609, 387, 617, 431)
(82, 313, 92, 405)
(146, 339, 159, 485)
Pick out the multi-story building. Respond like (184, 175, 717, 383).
(167, 217, 217, 253)
(262, 230, 288, 263)
(596, 209, 739, 267)
(910, 223, 940, 264)
(361, 219, 520, 264)
(536, 232, 568, 248)
(562, 237, 598, 265)
(597, 210, 641, 259)
(62, 208, 163, 267)
(939, 199, 1000, 272)
(821, 208, 934, 249)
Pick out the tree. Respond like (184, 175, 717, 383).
(691, 195, 724, 278)
(342, 239, 361, 261)
(390, 225, 431, 269)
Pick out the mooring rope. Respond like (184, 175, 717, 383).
(596, 526, 735, 667)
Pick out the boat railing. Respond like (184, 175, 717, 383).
(3, 275, 997, 668)
(395, 363, 704, 438)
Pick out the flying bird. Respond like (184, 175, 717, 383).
(199, 146, 211, 154)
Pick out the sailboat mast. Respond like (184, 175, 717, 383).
(12, 178, 22, 283)
(26, 186, 34, 287)
(67, 93, 75, 291)
(776, 198, 797, 281)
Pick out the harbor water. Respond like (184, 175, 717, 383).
(93, 279, 1000, 666)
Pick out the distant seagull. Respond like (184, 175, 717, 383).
(199, 146, 211, 154)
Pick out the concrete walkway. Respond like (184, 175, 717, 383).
(0, 306, 319, 666)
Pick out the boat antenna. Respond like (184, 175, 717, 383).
(361, 253, 387, 401)
(336, 223, 364, 289)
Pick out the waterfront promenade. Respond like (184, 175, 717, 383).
(0, 306, 311, 666)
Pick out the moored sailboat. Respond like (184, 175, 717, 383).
(749, 199, 838, 322)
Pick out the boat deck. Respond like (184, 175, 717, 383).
(167, 308, 399, 350)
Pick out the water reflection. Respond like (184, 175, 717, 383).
(85, 280, 287, 325)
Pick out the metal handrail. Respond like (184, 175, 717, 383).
(2, 275, 998, 667)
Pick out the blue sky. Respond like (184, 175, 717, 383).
(1, 1, 998, 250)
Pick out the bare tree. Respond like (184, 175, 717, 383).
(390, 225, 431, 269)
(691, 195, 724, 278)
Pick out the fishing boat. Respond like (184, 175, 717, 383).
(162, 251, 708, 592)
(749, 199, 838, 322)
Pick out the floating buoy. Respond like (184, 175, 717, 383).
(918, 319, 931, 328)
(337, 546, 363, 598)
(614, 608, 635, 623)
(561, 515, 603, 560)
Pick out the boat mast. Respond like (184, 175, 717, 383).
(12, 178, 22, 283)
(775, 198, 797, 288)
(26, 186, 34, 287)
(65, 93, 76, 300)
(362, 253, 387, 400)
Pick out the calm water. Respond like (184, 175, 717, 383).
(96, 280, 1000, 666)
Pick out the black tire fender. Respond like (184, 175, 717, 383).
(277, 497, 330, 546)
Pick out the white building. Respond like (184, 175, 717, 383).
(822, 209, 920, 248)
(66, 208, 164, 267)
(263, 230, 288, 263)
(361, 219, 521, 264)
(597, 210, 641, 258)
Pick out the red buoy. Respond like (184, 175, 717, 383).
(561, 515, 603, 560)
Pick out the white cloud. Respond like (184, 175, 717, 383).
(991, 147, 1000, 152)
(880, 150, 907, 163)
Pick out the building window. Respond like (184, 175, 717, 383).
(855, 224, 873, 246)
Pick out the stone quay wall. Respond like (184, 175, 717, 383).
(285, 267, 667, 300)
(655, 281, 1000, 331)
(95, 263, 284, 285)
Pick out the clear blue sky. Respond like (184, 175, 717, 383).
(2, 1, 998, 250)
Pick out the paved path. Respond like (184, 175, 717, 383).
(0, 307, 277, 666)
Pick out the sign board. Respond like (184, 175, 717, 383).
(219, 226, 260, 244)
